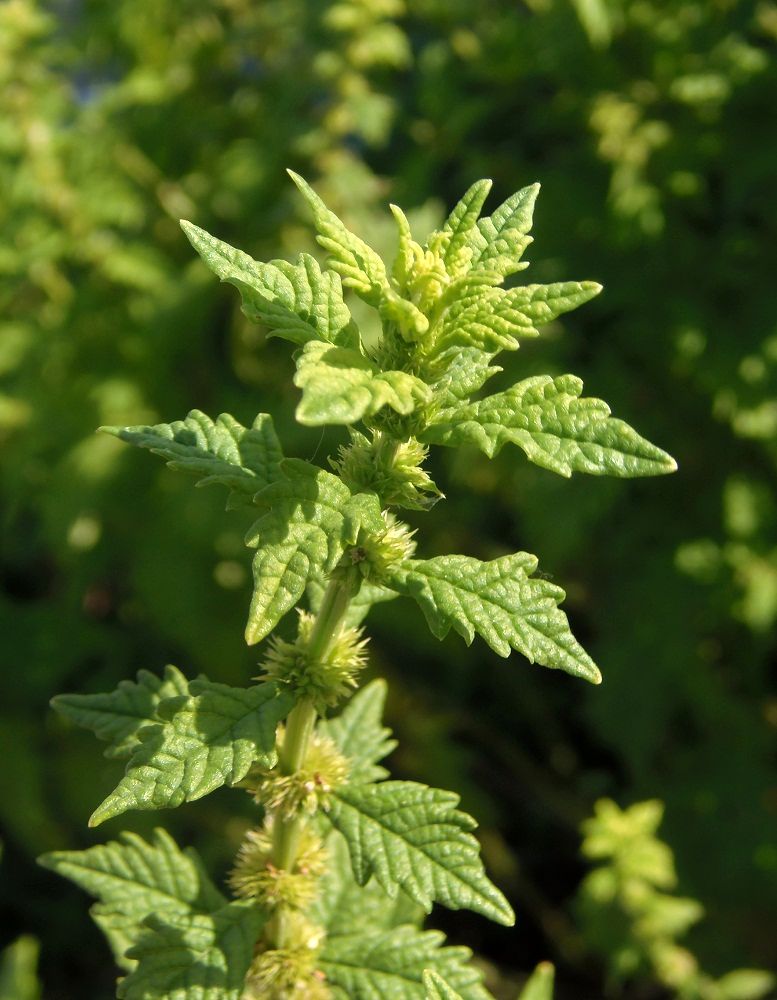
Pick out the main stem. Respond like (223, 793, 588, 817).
(269, 569, 356, 947)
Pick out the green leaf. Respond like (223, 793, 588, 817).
(313, 832, 424, 937)
(423, 374, 677, 478)
(0, 937, 40, 1000)
(326, 780, 514, 925)
(468, 183, 541, 276)
(424, 969, 465, 1000)
(436, 179, 493, 275)
(89, 680, 294, 826)
(714, 969, 776, 1000)
(101, 410, 284, 506)
(319, 679, 397, 783)
(51, 665, 188, 759)
(293, 341, 432, 426)
(181, 220, 357, 347)
(117, 901, 266, 1000)
(321, 924, 493, 1000)
(384, 554, 601, 683)
(427, 347, 502, 410)
(516, 963, 555, 1000)
(431, 281, 601, 360)
(245, 459, 383, 644)
(39, 829, 225, 969)
(287, 171, 390, 306)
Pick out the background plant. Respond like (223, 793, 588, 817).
(2, 0, 776, 996)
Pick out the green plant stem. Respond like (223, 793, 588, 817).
(269, 569, 357, 947)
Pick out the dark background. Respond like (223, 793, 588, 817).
(1, 0, 776, 996)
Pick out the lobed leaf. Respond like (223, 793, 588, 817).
(467, 183, 541, 277)
(101, 410, 284, 506)
(181, 220, 357, 347)
(321, 924, 493, 1000)
(245, 459, 383, 644)
(89, 680, 294, 826)
(51, 665, 188, 759)
(293, 341, 431, 426)
(326, 780, 514, 926)
(423, 374, 676, 478)
(39, 829, 225, 970)
(384, 554, 601, 683)
(436, 179, 493, 276)
(117, 902, 265, 1000)
(319, 679, 397, 784)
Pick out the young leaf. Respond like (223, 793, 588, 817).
(320, 924, 493, 1000)
(517, 963, 555, 1000)
(117, 902, 266, 1000)
(436, 179, 493, 275)
(431, 281, 601, 360)
(424, 969, 465, 1000)
(318, 678, 397, 783)
(293, 341, 432, 426)
(287, 171, 391, 306)
(51, 665, 188, 759)
(245, 459, 383, 644)
(181, 221, 357, 348)
(384, 554, 601, 683)
(39, 829, 225, 969)
(312, 832, 424, 936)
(89, 680, 294, 826)
(423, 374, 677, 478)
(326, 780, 515, 926)
(101, 411, 284, 506)
(467, 183, 541, 276)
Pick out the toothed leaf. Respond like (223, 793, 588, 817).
(467, 183, 540, 276)
(319, 679, 397, 783)
(102, 410, 284, 506)
(321, 924, 493, 1000)
(423, 374, 677, 478)
(425, 970, 465, 1000)
(313, 832, 424, 936)
(117, 901, 266, 1000)
(181, 221, 357, 348)
(288, 171, 390, 306)
(384, 554, 601, 683)
(435, 179, 493, 276)
(294, 341, 432, 426)
(326, 780, 514, 926)
(51, 665, 188, 760)
(39, 829, 225, 970)
(89, 680, 293, 826)
(517, 963, 555, 1000)
(245, 459, 384, 643)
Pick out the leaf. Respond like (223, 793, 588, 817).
(436, 179, 492, 275)
(245, 459, 383, 644)
(319, 679, 397, 783)
(117, 902, 266, 1000)
(293, 341, 431, 426)
(0, 937, 40, 1000)
(467, 183, 541, 276)
(287, 171, 390, 306)
(326, 780, 514, 925)
(384, 554, 601, 683)
(101, 410, 284, 506)
(321, 924, 493, 1000)
(714, 969, 776, 1000)
(516, 963, 555, 1000)
(51, 665, 188, 759)
(181, 220, 357, 347)
(312, 832, 424, 937)
(89, 680, 294, 826)
(427, 347, 502, 410)
(431, 281, 601, 360)
(424, 969, 465, 1000)
(423, 374, 677, 478)
(39, 829, 225, 970)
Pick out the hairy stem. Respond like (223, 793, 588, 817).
(268, 569, 357, 947)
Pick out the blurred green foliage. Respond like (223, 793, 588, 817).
(1, 0, 776, 996)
